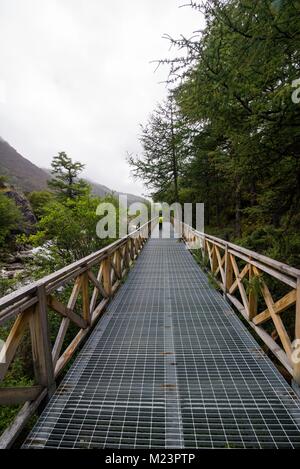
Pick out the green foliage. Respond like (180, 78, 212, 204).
(48, 152, 89, 200)
(0, 175, 9, 188)
(244, 272, 264, 297)
(0, 342, 34, 436)
(0, 154, 125, 439)
(28, 191, 54, 219)
(27, 193, 117, 265)
(0, 277, 19, 297)
(128, 95, 189, 202)
(142, 0, 300, 267)
(0, 193, 23, 247)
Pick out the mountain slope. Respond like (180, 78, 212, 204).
(89, 180, 147, 205)
(0, 137, 147, 204)
(0, 137, 49, 192)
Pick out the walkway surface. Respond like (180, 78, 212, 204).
(23, 224, 300, 448)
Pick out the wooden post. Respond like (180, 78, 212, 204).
(115, 249, 122, 279)
(224, 245, 233, 293)
(29, 286, 55, 394)
(201, 234, 206, 259)
(130, 237, 135, 261)
(248, 265, 258, 321)
(294, 278, 300, 385)
(212, 245, 218, 274)
(124, 241, 130, 268)
(138, 234, 142, 251)
(81, 272, 91, 326)
(102, 257, 112, 297)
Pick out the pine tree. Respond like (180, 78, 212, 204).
(48, 152, 89, 200)
(128, 95, 188, 203)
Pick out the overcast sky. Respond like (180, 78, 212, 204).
(0, 0, 204, 197)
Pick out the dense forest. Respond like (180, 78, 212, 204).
(129, 0, 300, 268)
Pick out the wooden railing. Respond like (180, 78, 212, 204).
(0, 218, 157, 448)
(180, 222, 300, 386)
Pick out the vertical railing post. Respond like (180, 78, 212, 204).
(248, 264, 258, 321)
(293, 278, 300, 386)
(211, 244, 218, 274)
(115, 249, 122, 279)
(224, 245, 233, 295)
(125, 239, 131, 268)
(201, 234, 206, 260)
(29, 285, 55, 395)
(102, 256, 112, 297)
(130, 237, 135, 260)
(81, 272, 91, 326)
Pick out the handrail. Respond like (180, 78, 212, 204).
(178, 220, 300, 387)
(0, 219, 157, 316)
(0, 217, 158, 448)
(182, 223, 300, 281)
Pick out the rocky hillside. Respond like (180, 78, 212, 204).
(0, 180, 37, 233)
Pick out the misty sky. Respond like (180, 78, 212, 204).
(0, 0, 204, 197)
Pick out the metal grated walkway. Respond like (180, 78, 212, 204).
(23, 224, 300, 449)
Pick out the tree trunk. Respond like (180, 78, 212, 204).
(170, 103, 179, 202)
(235, 182, 242, 238)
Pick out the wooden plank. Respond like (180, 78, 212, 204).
(225, 245, 233, 292)
(54, 330, 86, 377)
(130, 237, 135, 260)
(215, 247, 225, 286)
(87, 268, 108, 298)
(230, 255, 249, 316)
(0, 310, 31, 381)
(206, 241, 213, 272)
(48, 296, 87, 330)
(293, 278, 300, 385)
(228, 248, 297, 289)
(181, 221, 299, 279)
(254, 267, 292, 358)
(102, 257, 112, 297)
(54, 292, 113, 377)
(0, 296, 38, 326)
(0, 385, 43, 405)
(212, 245, 218, 274)
(110, 257, 121, 281)
(52, 317, 69, 366)
(194, 228, 300, 279)
(81, 273, 91, 326)
(51, 276, 83, 365)
(229, 264, 249, 295)
(253, 289, 296, 325)
(30, 286, 55, 391)
(46, 265, 88, 295)
(248, 265, 258, 321)
(89, 263, 104, 314)
(226, 293, 292, 374)
(114, 249, 122, 279)
(91, 298, 110, 324)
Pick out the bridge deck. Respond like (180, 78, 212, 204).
(23, 225, 300, 449)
